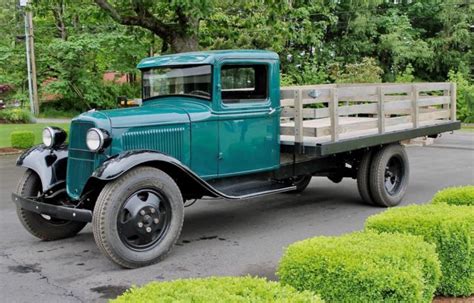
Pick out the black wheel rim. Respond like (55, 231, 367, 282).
(117, 189, 171, 250)
(384, 155, 404, 195)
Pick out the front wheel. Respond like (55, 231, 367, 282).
(16, 169, 86, 240)
(92, 166, 184, 268)
(369, 144, 409, 207)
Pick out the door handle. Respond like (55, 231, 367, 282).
(268, 108, 276, 115)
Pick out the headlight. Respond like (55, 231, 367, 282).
(42, 127, 67, 148)
(86, 128, 109, 152)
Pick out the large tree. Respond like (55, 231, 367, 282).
(94, 0, 212, 53)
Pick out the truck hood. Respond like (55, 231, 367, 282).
(100, 103, 191, 128)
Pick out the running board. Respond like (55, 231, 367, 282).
(208, 179, 297, 200)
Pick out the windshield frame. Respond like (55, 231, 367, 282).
(141, 64, 213, 102)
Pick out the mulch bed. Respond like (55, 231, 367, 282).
(433, 296, 474, 302)
(0, 147, 23, 155)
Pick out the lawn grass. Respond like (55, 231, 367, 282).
(460, 124, 474, 132)
(0, 123, 70, 148)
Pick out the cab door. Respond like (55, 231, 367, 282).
(216, 60, 280, 177)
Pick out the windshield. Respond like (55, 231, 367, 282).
(142, 65, 212, 100)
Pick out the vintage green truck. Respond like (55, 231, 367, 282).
(12, 50, 460, 268)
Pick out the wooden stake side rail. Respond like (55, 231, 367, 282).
(280, 82, 457, 145)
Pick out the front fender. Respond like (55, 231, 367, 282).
(16, 145, 68, 192)
(89, 150, 225, 198)
(92, 150, 188, 181)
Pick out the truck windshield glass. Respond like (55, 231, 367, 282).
(142, 65, 212, 100)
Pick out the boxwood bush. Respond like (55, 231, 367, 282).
(431, 185, 474, 206)
(277, 231, 441, 303)
(112, 276, 323, 303)
(10, 131, 35, 149)
(366, 204, 474, 296)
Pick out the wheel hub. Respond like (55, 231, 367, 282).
(117, 189, 170, 250)
(384, 156, 403, 195)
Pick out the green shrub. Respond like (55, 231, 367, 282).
(366, 204, 474, 296)
(10, 131, 35, 149)
(431, 186, 474, 206)
(277, 231, 441, 303)
(0, 108, 32, 123)
(449, 70, 474, 123)
(112, 276, 323, 303)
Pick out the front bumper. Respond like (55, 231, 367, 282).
(12, 193, 92, 223)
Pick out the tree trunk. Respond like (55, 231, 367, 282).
(52, 1, 67, 41)
(94, 0, 200, 54)
(169, 33, 199, 53)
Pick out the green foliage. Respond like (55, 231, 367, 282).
(395, 64, 415, 83)
(0, 0, 472, 115)
(448, 70, 474, 122)
(366, 204, 474, 296)
(329, 57, 384, 83)
(277, 231, 441, 303)
(0, 108, 33, 123)
(41, 35, 141, 111)
(111, 276, 323, 303)
(10, 131, 35, 149)
(38, 104, 79, 119)
(432, 186, 474, 206)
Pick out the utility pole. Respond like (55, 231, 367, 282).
(21, 0, 39, 115)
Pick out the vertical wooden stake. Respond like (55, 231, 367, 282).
(411, 85, 419, 128)
(450, 82, 457, 121)
(329, 88, 339, 142)
(443, 88, 449, 119)
(377, 87, 385, 134)
(294, 89, 304, 144)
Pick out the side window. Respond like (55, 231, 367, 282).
(221, 64, 268, 104)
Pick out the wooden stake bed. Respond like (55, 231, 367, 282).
(279, 82, 460, 156)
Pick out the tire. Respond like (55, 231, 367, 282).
(369, 144, 409, 207)
(16, 169, 87, 241)
(285, 175, 312, 193)
(92, 166, 184, 268)
(357, 151, 375, 205)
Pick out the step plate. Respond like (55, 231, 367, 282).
(209, 180, 296, 200)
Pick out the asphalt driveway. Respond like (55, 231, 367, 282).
(0, 131, 473, 302)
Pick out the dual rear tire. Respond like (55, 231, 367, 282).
(357, 144, 409, 207)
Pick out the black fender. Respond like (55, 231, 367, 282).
(16, 145, 68, 192)
(89, 150, 225, 199)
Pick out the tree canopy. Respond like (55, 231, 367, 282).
(0, 0, 472, 118)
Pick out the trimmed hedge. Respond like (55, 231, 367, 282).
(432, 186, 474, 206)
(112, 276, 323, 303)
(277, 231, 441, 303)
(366, 204, 474, 296)
(10, 131, 35, 149)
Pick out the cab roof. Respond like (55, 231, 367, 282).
(137, 49, 279, 69)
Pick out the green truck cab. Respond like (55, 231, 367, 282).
(12, 50, 460, 268)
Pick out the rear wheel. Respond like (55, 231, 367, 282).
(369, 144, 409, 207)
(357, 151, 375, 205)
(16, 169, 86, 240)
(92, 166, 184, 268)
